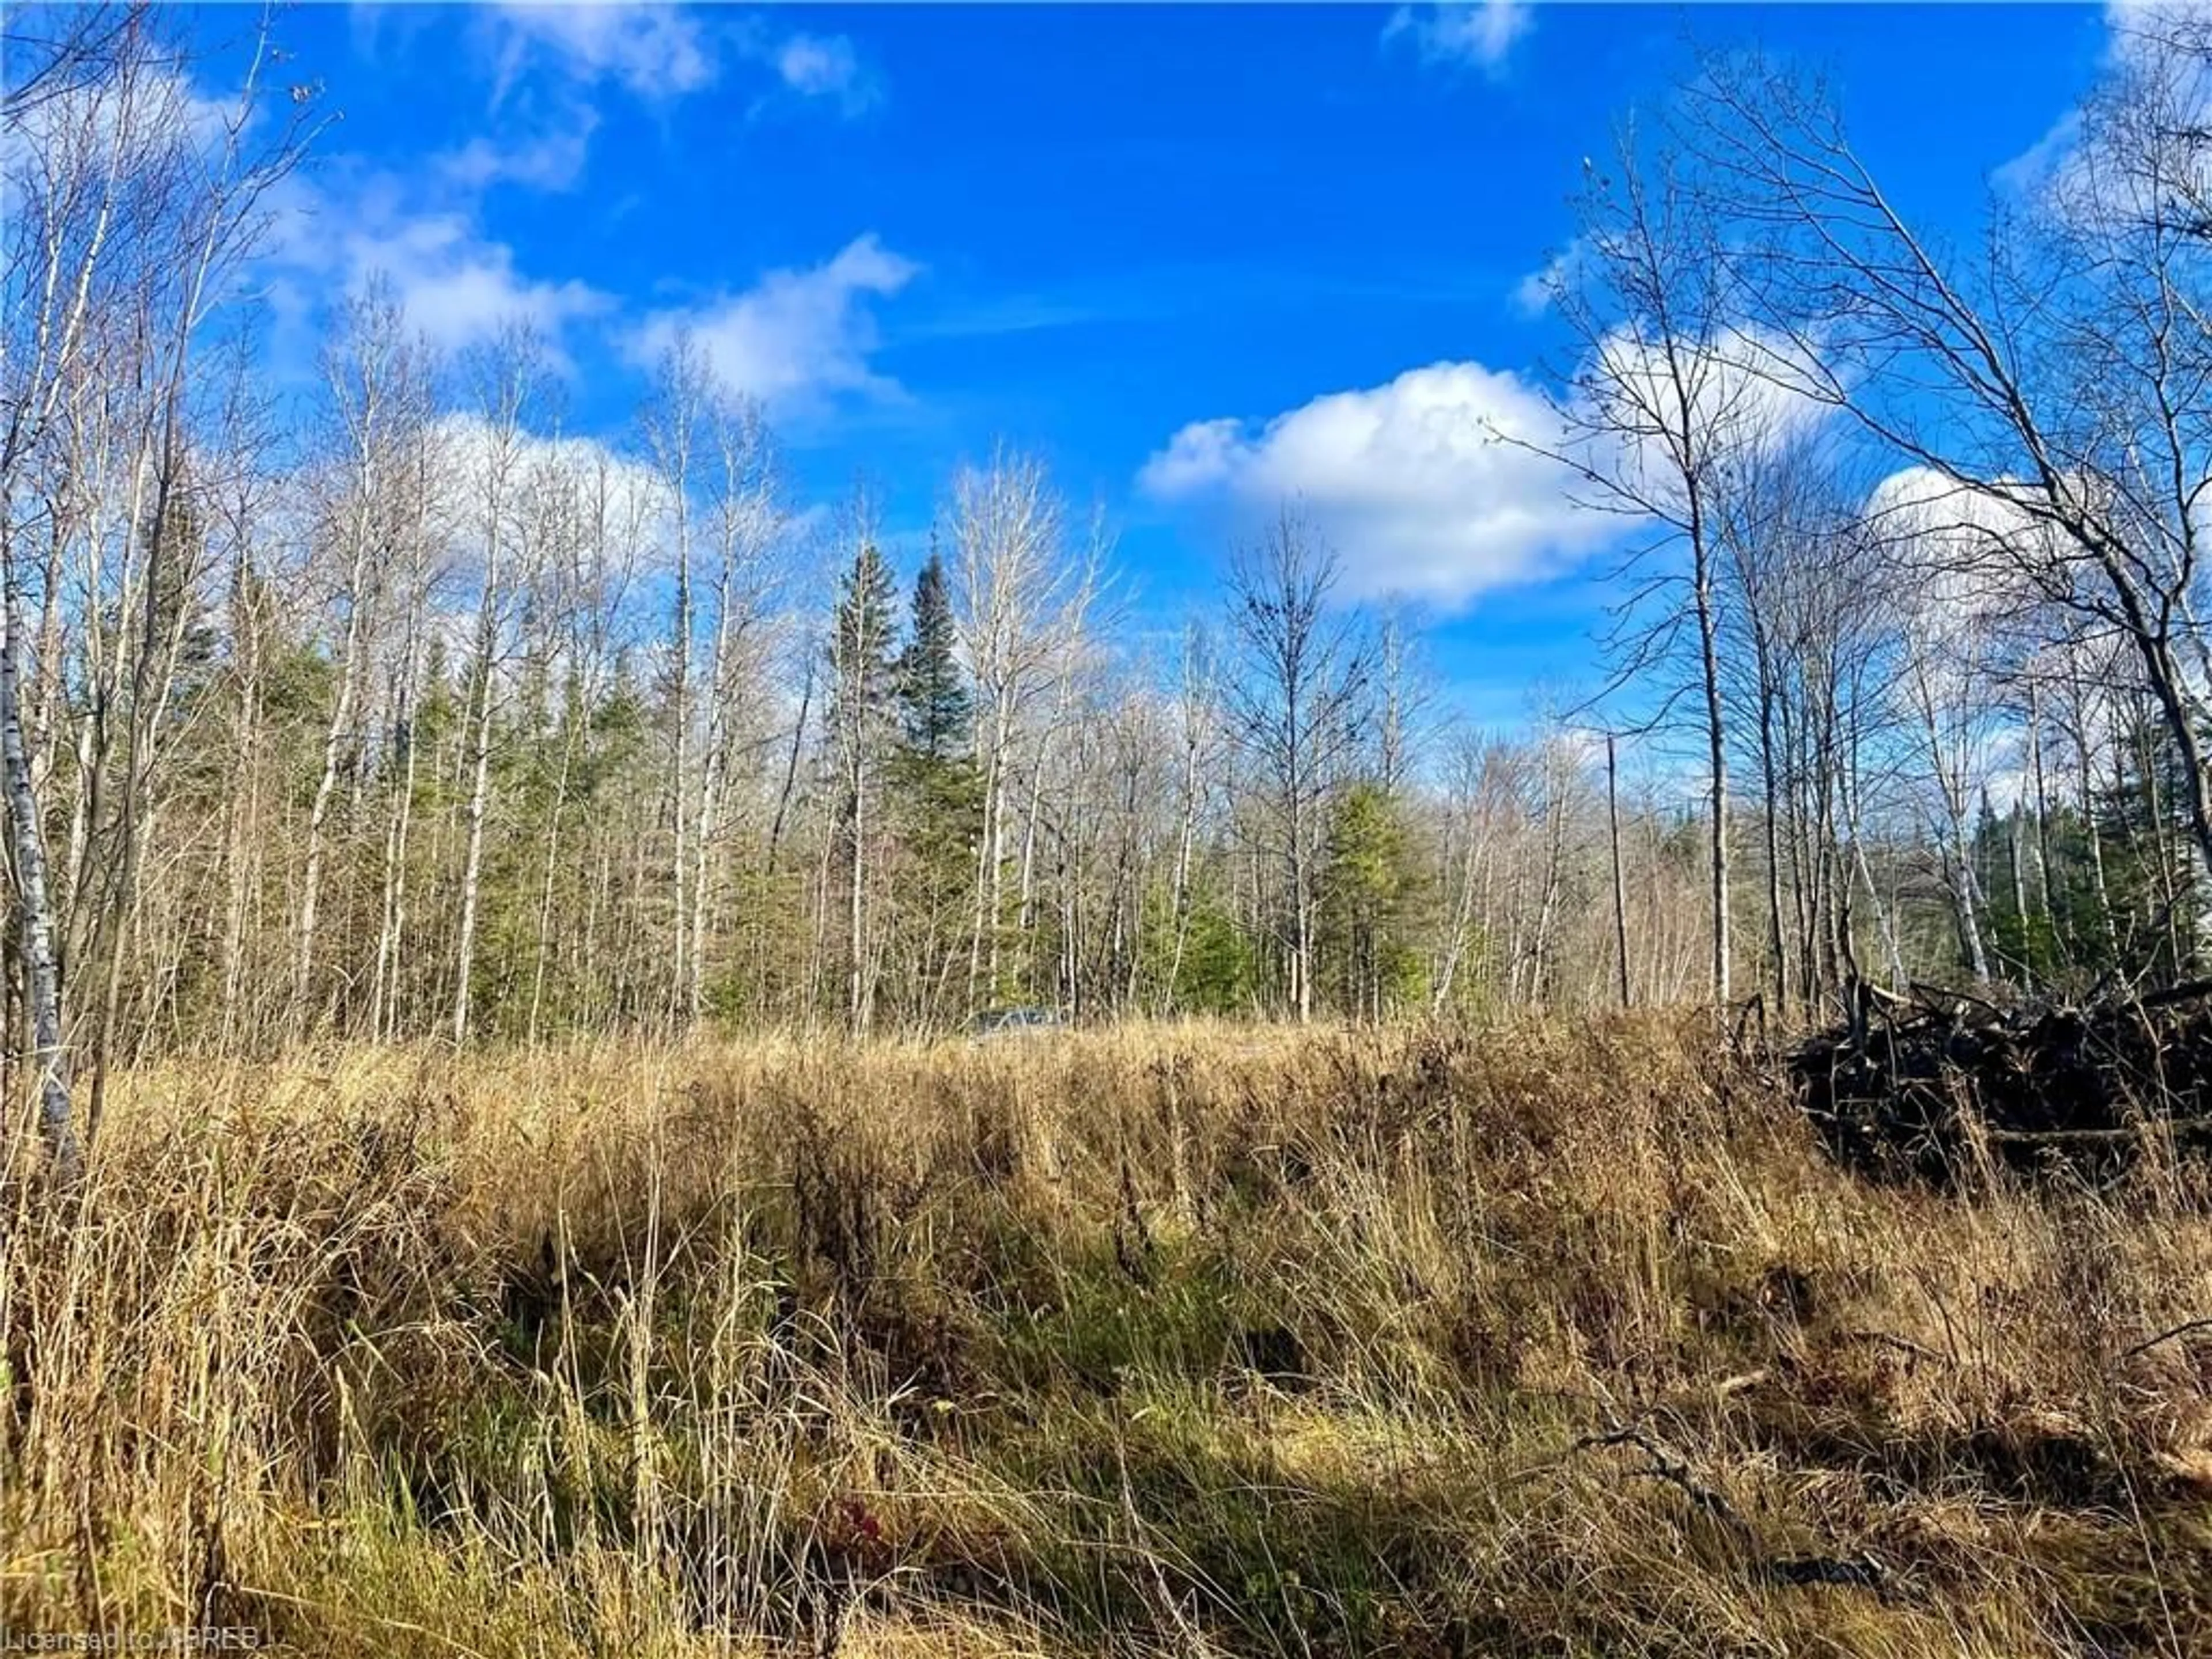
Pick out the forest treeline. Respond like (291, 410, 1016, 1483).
(7, 7, 2212, 1160)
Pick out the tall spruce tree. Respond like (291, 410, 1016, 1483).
(889, 545, 986, 1023)
(830, 543, 900, 748)
(897, 547, 972, 762)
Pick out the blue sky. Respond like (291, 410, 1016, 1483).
(233, 2, 2114, 726)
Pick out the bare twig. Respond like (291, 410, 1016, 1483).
(1842, 1328, 1952, 1366)
(2118, 1317, 2212, 1363)
(1575, 1422, 1753, 1538)
(1574, 1419, 1888, 1593)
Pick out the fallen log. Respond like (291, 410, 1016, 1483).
(1981, 1118, 2212, 1146)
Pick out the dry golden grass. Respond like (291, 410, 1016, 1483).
(3, 1016, 2210, 1656)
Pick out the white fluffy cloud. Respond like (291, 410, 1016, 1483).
(438, 113, 600, 193)
(1997, 2, 2212, 203)
(1859, 467, 2059, 745)
(456, 12, 877, 203)
(369, 215, 609, 353)
(262, 172, 611, 362)
(1583, 321, 1832, 510)
(628, 234, 919, 412)
(481, 6, 878, 120)
(1139, 360, 1616, 608)
(1385, 1, 1533, 75)
(1142, 323, 1839, 610)
(1862, 466, 2055, 623)
(774, 33, 858, 96)
(431, 412, 673, 580)
(487, 3, 718, 101)
(753, 29, 879, 116)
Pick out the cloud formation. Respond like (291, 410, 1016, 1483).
(1582, 321, 1833, 509)
(1385, 1, 1533, 75)
(628, 234, 921, 414)
(438, 113, 600, 194)
(1863, 466, 2055, 614)
(1995, 2, 2212, 202)
(487, 2, 718, 102)
(1139, 360, 1616, 609)
(1142, 322, 1836, 611)
(481, 6, 880, 120)
(748, 27, 880, 117)
(262, 171, 611, 363)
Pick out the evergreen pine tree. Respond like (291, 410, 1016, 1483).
(1319, 780, 1428, 1018)
(886, 545, 984, 1024)
(896, 547, 972, 762)
(829, 541, 900, 741)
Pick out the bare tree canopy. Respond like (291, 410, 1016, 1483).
(7, 2, 2212, 1181)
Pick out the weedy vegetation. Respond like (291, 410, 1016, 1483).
(5, 1018, 2210, 1657)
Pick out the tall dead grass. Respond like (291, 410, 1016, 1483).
(2, 1016, 2209, 1656)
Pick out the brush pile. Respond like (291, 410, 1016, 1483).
(1790, 978, 2212, 1181)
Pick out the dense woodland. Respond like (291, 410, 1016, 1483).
(8, 6, 2212, 1158)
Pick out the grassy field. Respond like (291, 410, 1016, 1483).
(3, 1017, 2210, 1656)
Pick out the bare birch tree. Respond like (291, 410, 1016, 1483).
(949, 449, 1090, 1009)
(1688, 38, 2212, 876)
(1533, 124, 1791, 1003)
(1220, 508, 1373, 1022)
(450, 325, 543, 1044)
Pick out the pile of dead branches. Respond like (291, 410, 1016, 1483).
(1789, 978, 2212, 1183)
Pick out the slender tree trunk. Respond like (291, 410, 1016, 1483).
(847, 773, 867, 1032)
(218, 558, 261, 1055)
(452, 467, 506, 1046)
(689, 741, 724, 1025)
(369, 703, 418, 1043)
(1162, 736, 1199, 1013)
(1432, 804, 1483, 1013)
(370, 625, 422, 1039)
(452, 635, 495, 1045)
(1755, 664, 1788, 1014)
(1016, 739, 1053, 992)
(1289, 797, 1310, 1022)
(2123, 616, 2212, 881)
(1949, 809, 1991, 982)
(527, 700, 580, 1045)
(1, 525, 74, 1173)
(2027, 681, 2057, 956)
(1843, 722, 1906, 989)
(1529, 768, 1567, 1005)
(2008, 802, 2032, 987)
(2073, 673, 2123, 963)
(294, 536, 374, 1040)
(765, 651, 812, 877)
(1608, 733, 1632, 1009)
(2137, 717, 2187, 982)
(668, 547, 691, 1025)
(807, 810, 835, 1029)
(972, 707, 1012, 1005)
(29, 520, 67, 798)
(1691, 538, 1730, 1003)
